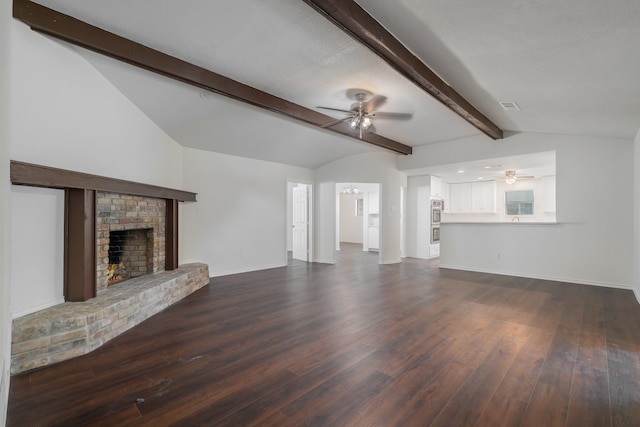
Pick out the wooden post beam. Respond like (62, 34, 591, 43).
(64, 188, 96, 301)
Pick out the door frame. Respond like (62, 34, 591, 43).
(286, 180, 313, 264)
(335, 182, 381, 263)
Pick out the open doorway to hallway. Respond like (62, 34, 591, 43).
(335, 182, 380, 262)
(286, 181, 312, 264)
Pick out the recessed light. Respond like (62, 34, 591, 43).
(457, 170, 465, 173)
(477, 177, 484, 180)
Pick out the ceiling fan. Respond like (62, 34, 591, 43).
(317, 90, 413, 138)
(505, 170, 534, 185)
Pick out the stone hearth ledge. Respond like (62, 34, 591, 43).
(11, 263, 209, 375)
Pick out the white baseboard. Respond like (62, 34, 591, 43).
(12, 297, 65, 319)
(312, 258, 337, 265)
(438, 263, 632, 290)
(0, 357, 7, 427)
(210, 262, 288, 278)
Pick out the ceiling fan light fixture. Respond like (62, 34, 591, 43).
(349, 116, 360, 129)
(341, 184, 360, 194)
(505, 170, 516, 184)
(361, 116, 372, 130)
(505, 177, 516, 185)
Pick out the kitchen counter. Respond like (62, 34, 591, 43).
(441, 221, 560, 225)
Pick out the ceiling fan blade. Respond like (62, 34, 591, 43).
(317, 106, 352, 114)
(320, 116, 352, 128)
(517, 175, 535, 179)
(371, 112, 413, 120)
(364, 95, 387, 112)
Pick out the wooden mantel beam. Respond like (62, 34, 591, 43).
(10, 161, 197, 202)
(11, 0, 412, 155)
(302, 0, 504, 140)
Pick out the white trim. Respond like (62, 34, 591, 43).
(312, 258, 337, 265)
(0, 358, 8, 427)
(210, 262, 288, 278)
(439, 263, 633, 290)
(11, 297, 65, 319)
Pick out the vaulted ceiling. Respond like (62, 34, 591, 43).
(16, 0, 640, 169)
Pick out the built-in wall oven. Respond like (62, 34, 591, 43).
(431, 199, 443, 224)
(431, 199, 442, 244)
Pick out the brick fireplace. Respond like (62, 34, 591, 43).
(10, 161, 210, 374)
(96, 192, 166, 292)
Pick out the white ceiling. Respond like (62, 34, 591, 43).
(31, 0, 640, 170)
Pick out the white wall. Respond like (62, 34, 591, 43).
(9, 23, 184, 186)
(339, 193, 363, 244)
(10, 187, 65, 317)
(406, 132, 634, 288)
(180, 148, 314, 276)
(1, 0, 11, 422)
(405, 175, 431, 258)
(7, 20, 186, 318)
(634, 128, 640, 300)
(315, 152, 406, 264)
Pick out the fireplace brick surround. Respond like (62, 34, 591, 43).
(96, 192, 166, 292)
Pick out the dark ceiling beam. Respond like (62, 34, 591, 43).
(12, 0, 412, 155)
(303, 0, 504, 140)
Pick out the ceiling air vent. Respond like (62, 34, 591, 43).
(499, 101, 520, 111)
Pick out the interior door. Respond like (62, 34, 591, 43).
(292, 185, 308, 261)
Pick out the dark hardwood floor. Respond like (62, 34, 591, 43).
(8, 243, 640, 426)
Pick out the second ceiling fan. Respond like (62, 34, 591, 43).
(317, 90, 413, 138)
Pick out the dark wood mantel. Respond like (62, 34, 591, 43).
(10, 161, 198, 301)
(10, 161, 197, 202)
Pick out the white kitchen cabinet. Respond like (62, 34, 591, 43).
(441, 183, 450, 212)
(430, 176, 443, 198)
(364, 191, 380, 251)
(449, 181, 496, 213)
(368, 192, 379, 214)
(449, 183, 472, 212)
(471, 181, 497, 213)
(368, 226, 379, 251)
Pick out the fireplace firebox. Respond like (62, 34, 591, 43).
(107, 229, 153, 285)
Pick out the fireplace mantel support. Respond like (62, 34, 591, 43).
(10, 161, 197, 302)
(65, 188, 96, 301)
(166, 199, 179, 271)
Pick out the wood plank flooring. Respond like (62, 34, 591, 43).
(8, 243, 640, 426)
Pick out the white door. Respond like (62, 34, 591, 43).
(292, 185, 308, 261)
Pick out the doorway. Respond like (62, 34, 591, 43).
(287, 182, 312, 263)
(335, 182, 380, 260)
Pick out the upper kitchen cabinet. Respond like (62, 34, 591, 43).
(449, 181, 496, 213)
(430, 176, 443, 198)
(449, 182, 472, 212)
(471, 181, 497, 213)
(368, 192, 380, 214)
